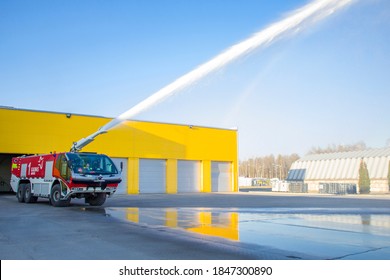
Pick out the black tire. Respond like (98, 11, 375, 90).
(16, 184, 25, 203)
(50, 184, 70, 207)
(24, 183, 38, 203)
(86, 193, 106, 206)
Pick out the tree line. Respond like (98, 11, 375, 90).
(306, 141, 367, 155)
(239, 142, 369, 180)
(239, 154, 300, 179)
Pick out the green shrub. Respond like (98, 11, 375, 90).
(358, 159, 370, 194)
(387, 161, 390, 192)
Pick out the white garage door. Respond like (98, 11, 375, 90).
(177, 160, 201, 193)
(211, 161, 232, 192)
(139, 159, 166, 193)
(111, 158, 128, 194)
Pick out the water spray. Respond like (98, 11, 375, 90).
(70, 129, 107, 152)
(71, 0, 355, 152)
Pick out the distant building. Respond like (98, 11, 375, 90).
(287, 147, 390, 194)
(238, 177, 269, 187)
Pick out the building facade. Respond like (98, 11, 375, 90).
(0, 107, 238, 194)
(287, 148, 390, 194)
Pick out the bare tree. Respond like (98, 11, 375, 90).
(307, 141, 367, 155)
(239, 153, 300, 179)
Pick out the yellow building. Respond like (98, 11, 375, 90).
(0, 107, 238, 194)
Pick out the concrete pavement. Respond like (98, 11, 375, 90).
(1, 192, 390, 260)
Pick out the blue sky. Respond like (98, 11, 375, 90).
(1, 0, 389, 159)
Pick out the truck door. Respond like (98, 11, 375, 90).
(55, 154, 71, 181)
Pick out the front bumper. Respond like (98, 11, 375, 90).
(63, 186, 117, 199)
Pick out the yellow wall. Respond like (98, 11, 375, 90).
(0, 108, 238, 193)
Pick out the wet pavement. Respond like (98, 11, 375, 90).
(2, 193, 390, 259)
(107, 207, 390, 259)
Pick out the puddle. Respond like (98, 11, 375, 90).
(78, 207, 110, 216)
(106, 207, 390, 259)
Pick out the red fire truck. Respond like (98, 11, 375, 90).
(10, 152, 122, 207)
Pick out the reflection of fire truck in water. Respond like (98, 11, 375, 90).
(10, 152, 122, 207)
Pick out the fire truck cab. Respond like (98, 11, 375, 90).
(10, 152, 122, 207)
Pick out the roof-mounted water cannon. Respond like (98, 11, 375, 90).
(70, 128, 108, 152)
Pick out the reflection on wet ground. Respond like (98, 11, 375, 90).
(106, 207, 390, 260)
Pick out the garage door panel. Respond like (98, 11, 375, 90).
(111, 158, 128, 194)
(178, 160, 200, 193)
(211, 161, 232, 192)
(139, 159, 166, 193)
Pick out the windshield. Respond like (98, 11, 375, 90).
(66, 153, 119, 175)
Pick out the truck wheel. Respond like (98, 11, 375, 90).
(17, 184, 25, 203)
(50, 184, 70, 207)
(24, 183, 38, 203)
(86, 193, 106, 206)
